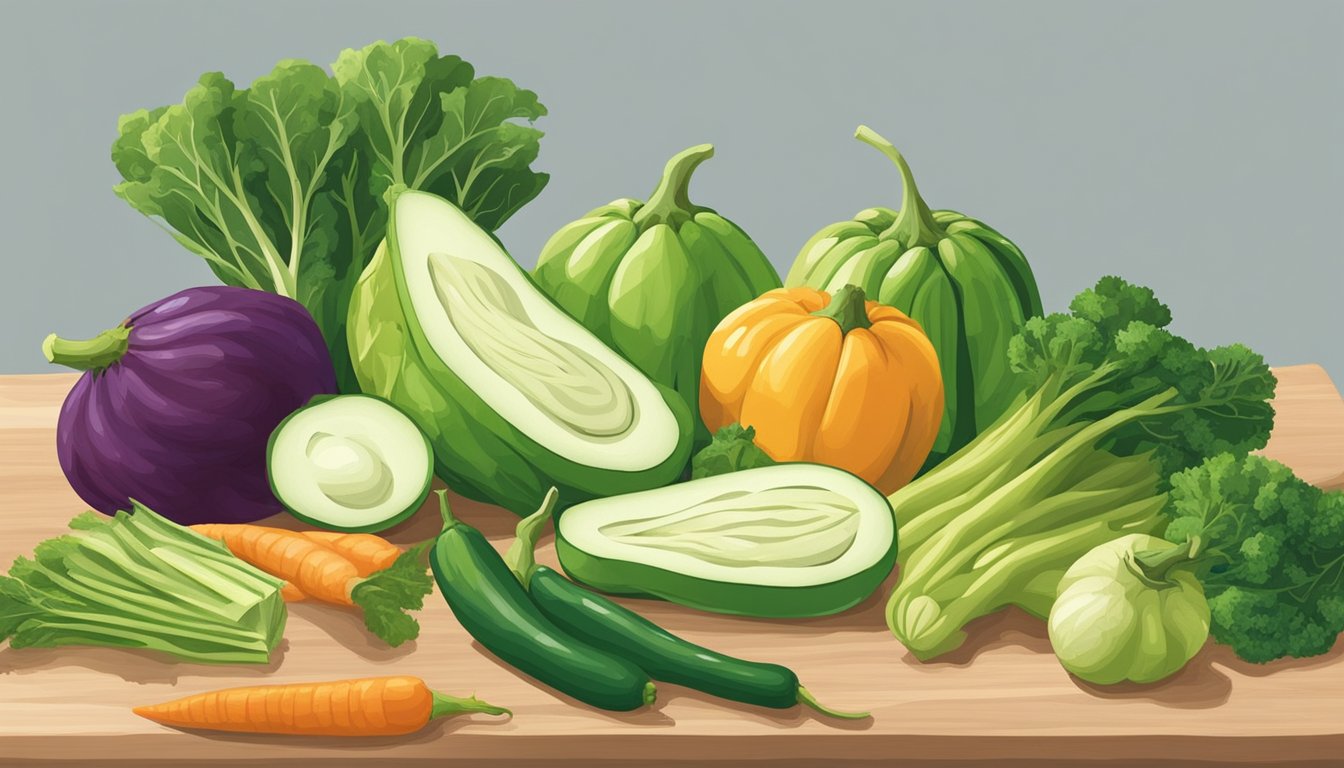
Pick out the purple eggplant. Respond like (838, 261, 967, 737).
(44, 286, 337, 524)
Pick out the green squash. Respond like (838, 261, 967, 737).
(533, 144, 781, 447)
(1049, 534, 1210, 685)
(785, 126, 1043, 471)
(347, 188, 692, 515)
(554, 463, 897, 618)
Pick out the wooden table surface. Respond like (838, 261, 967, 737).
(3, 366, 1343, 766)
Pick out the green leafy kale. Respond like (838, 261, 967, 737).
(1148, 453, 1344, 662)
(690, 423, 776, 479)
(111, 38, 548, 390)
(887, 276, 1278, 660)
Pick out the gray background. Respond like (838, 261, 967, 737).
(3, 0, 1340, 379)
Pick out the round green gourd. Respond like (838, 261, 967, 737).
(785, 126, 1043, 472)
(533, 144, 781, 447)
(1049, 534, 1211, 685)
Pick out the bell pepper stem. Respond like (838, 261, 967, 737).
(42, 325, 132, 372)
(633, 144, 714, 228)
(812, 284, 873, 335)
(854, 125, 945, 249)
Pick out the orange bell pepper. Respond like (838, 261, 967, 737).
(700, 285, 943, 493)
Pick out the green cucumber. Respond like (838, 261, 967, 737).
(506, 491, 867, 719)
(428, 491, 655, 711)
(267, 395, 433, 532)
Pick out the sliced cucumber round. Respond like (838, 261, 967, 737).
(267, 395, 434, 532)
(554, 463, 897, 618)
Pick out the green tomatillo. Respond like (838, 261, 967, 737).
(1048, 534, 1210, 686)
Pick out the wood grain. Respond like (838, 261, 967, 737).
(2, 367, 1342, 766)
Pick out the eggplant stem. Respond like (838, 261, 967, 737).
(43, 326, 132, 372)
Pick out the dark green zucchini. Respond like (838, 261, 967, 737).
(429, 491, 655, 711)
(505, 489, 867, 718)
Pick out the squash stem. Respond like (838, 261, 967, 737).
(435, 489, 459, 532)
(797, 686, 869, 720)
(42, 325, 132, 372)
(854, 125, 944, 249)
(633, 144, 714, 229)
(504, 487, 560, 588)
(812, 284, 873, 334)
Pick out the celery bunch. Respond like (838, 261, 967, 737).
(0, 504, 286, 664)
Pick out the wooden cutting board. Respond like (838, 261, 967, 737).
(2, 366, 1343, 767)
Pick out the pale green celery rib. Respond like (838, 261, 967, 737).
(899, 449, 1159, 594)
(895, 418, 1090, 553)
(7, 509, 287, 663)
(12, 615, 274, 664)
(124, 507, 282, 592)
(889, 495, 1166, 657)
(11, 599, 279, 661)
(892, 388, 1053, 526)
(891, 365, 1134, 539)
(22, 566, 272, 644)
(65, 534, 255, 619)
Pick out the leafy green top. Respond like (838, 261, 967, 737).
(690, 423, 776, 479)
(349, 541, 434, 647)
(111, 37, 548, 389)
(1149, 453, 1344, 662)
(1005, 276, 1277, 479)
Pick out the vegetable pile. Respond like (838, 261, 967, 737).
(431, 489, 866, 717)
(349, 187, 691, 514)
(47, 286, 336, 524)
(533, 144, 781, 446)
(786, 126, 1043, 471)
(8, 33, 1341, 740)
(886, 277, 1278, 660)
(1050, 453, 1344, 684)
(192, 524, 433, 647)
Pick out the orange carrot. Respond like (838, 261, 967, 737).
(279, 582, 307, 601)
(301, 531, 403, 576)
(192, 524, 358, 604)
(133, 676, 508, 736)
(191, 524, 433, 646)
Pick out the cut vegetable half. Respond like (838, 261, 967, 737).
(348, 188, 691, 515)
(268, 395, 433, 532)
(555, 463, 897, 617)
